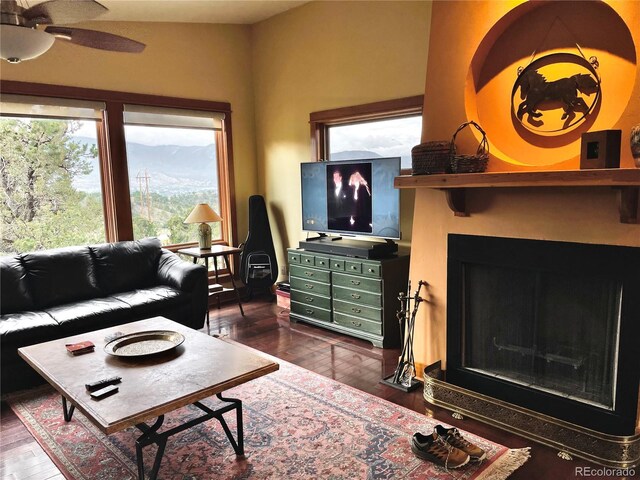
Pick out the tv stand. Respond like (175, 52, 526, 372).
(287, 248, 409, 348)
(299, 236, 397, 259)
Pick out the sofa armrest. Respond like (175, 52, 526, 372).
(156, 249, 208, 329)
(157, 249, 206, 292)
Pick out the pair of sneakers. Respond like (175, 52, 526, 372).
(411, 425, 486, 470)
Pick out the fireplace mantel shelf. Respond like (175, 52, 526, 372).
(394, 168, 640, 224)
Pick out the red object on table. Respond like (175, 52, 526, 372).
(65, 341, 95, 355)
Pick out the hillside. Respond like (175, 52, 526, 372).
(72, 136, 217, 194)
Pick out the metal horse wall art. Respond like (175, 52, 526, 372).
(516, 69, 599, 126)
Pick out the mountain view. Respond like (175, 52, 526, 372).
(72, 138, 391, 196)
(72, 136, 218, 195)
(67, 137, 399, 245)
(66, 135, 220, 245)
(1, 114, 412, 255)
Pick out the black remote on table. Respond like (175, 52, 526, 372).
(85, 376, 121, 391)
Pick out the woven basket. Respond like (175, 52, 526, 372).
(411, 141, 452, 175)
(449, 121, 489, 174)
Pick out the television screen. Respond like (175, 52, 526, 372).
(301, 157, 400, 239)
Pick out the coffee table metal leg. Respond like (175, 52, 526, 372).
(215, 393, 244, 455)
(135, 415, 166, 480)
(133, 395, 244, 479)
(61, 396, 75, 422)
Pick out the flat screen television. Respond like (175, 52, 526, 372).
(301, 157, 401, 240)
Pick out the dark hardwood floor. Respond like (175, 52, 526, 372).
(1, 298, 633, 479)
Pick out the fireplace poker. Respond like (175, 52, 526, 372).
(392, 280, 426, 385)
(392, 291, 409, 384)
(400, 281, 426, 385)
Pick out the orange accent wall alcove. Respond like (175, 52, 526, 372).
(465, 1, 637, 170)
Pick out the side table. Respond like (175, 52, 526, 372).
(177, 245, 245, 329)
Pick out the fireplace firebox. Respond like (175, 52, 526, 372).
(446, 234, 640, 436)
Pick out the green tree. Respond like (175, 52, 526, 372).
(166, 213, 194, 245)
(0, 119, 101, 254)
(132, 215, 159, 240)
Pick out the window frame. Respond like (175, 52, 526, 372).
(309, 95, 424, 175)
(0, 80, 238, 253)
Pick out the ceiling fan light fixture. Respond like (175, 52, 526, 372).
(0, 24, 55, 63)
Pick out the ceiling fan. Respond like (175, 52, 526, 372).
(0, 0, 145, 64)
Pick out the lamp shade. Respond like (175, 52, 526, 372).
(184, 203, 222, 224)
(1, 25, 55, 63)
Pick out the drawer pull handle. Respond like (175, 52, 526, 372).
(305, 272, 314, 276)
(305, 297, 313, 302)
(351, 294, 361, 299)
(318, 261, 325, 266)
(351, 321, 362, 327)
(368, 268, 375, 273)
(305, 309, 314, 315)
(351, 265, 358, 270)
(352, 308, 361, 313)
(305, 259, 312, 263)
(334, 263, 341, 268)
(350, 280, 361, 286)
(305, 284, 314, 289)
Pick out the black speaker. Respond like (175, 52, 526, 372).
(239, 195, 278, 298)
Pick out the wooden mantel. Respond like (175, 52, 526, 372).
(394, 169, 640, 224)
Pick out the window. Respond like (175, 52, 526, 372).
(0, 95, 106, 254)
(0, 81, 236, 256)
(327, 116, 422, 169)
(123, 105, 226, 246)
(310, 96, 423, 173)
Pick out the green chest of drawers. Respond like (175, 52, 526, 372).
(288, 249, 409, 348)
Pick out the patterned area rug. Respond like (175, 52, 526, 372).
(7, 359, 529, 479)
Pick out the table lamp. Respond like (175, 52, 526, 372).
(184, 203, 222, 250)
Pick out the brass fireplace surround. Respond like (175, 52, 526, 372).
(423, 362, 640, 469)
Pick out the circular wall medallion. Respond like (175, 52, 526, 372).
(512, 53, 600, 135)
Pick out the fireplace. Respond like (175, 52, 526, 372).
(446, 234, 640, 435)
(422, 234, 640, 467)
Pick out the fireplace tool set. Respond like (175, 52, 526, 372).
(381, 280, 427, 392)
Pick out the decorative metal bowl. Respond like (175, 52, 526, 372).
(104, 330, 185, 357)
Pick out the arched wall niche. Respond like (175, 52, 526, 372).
(464, 0, 637, 170)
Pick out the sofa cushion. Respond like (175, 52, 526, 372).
(0, 311, 59, 349)
(91, 238, 162, 295)
(45, 297, 132, 335)
(0, 255, 34, 314)
(22, 246, 101, 309)
(112, 286, 186, 318)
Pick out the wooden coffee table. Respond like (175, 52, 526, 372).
(18, 317, 279, 480)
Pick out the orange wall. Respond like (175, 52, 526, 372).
(412, 1, 640, 374)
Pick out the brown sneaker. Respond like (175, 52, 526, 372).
(411, 431, 470, 469)
(435, 425, 486, 461)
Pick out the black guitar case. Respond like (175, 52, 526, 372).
(239, 195, 278, 297)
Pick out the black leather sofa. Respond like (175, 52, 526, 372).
(0, 238, 208, 392)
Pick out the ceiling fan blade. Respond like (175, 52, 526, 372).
(23, 0, 107, 26)
(45, 26, 145, 53)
